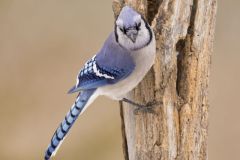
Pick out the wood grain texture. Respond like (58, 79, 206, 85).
(113, 0, 217, 159)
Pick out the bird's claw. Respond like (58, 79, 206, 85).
(121, 98, 162, 115)
(134, 100, 161, 115)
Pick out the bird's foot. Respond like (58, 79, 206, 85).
(134, 100, 162, 115)
(121, 98, 145, 108)
(121, 98, 162, 115)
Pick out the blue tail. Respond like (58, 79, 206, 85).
(44, 89, 95, 160)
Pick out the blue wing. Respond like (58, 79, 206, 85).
(68, 33, 135, 94)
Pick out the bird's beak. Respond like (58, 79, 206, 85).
(126, 29, 138, 43)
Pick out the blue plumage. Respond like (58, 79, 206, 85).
(45, 33, 135, 160)
(45, 5, 155, 160)
(68, 33, 135, 94)
(45, 89, 95, 160)
(117, 6, 141, 29)
(95, 33, 135, 80)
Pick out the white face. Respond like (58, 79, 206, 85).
(116, 18, 151, 51)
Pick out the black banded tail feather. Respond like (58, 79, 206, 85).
(44, 89, 96, 160)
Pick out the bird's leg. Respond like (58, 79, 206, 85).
(121, 98, 144, 107)
(121, 98, 162, 115)
(134, 100, 161, 115)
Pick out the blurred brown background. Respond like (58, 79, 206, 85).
(0, 0, 239, 160)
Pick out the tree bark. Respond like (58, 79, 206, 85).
(113, 0, 217, 160)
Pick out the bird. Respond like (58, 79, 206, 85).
(44, 6, 156, 160)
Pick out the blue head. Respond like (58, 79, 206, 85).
(115, 6, 152, 51)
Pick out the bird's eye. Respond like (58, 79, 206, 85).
(136, 22, 141, 30)
(119, 27, 127, 34)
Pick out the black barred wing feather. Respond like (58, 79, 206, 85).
(68, 55, 133, 93)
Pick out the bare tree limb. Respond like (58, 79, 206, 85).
(113, 0, 217, 159)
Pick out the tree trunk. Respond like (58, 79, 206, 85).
(113, 0, 217, 160)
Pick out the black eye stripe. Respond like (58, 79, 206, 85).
(120, 27, 127, 34)
(118, 21, 141, 34)
(138, 22, 141, 28)
(135, 22, 141, 30)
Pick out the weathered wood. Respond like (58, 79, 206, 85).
(113, 0, 217, 159)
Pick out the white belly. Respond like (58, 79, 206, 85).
(97, 37, 156, 100)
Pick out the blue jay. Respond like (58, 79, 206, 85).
(45, 6, 156, 160)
